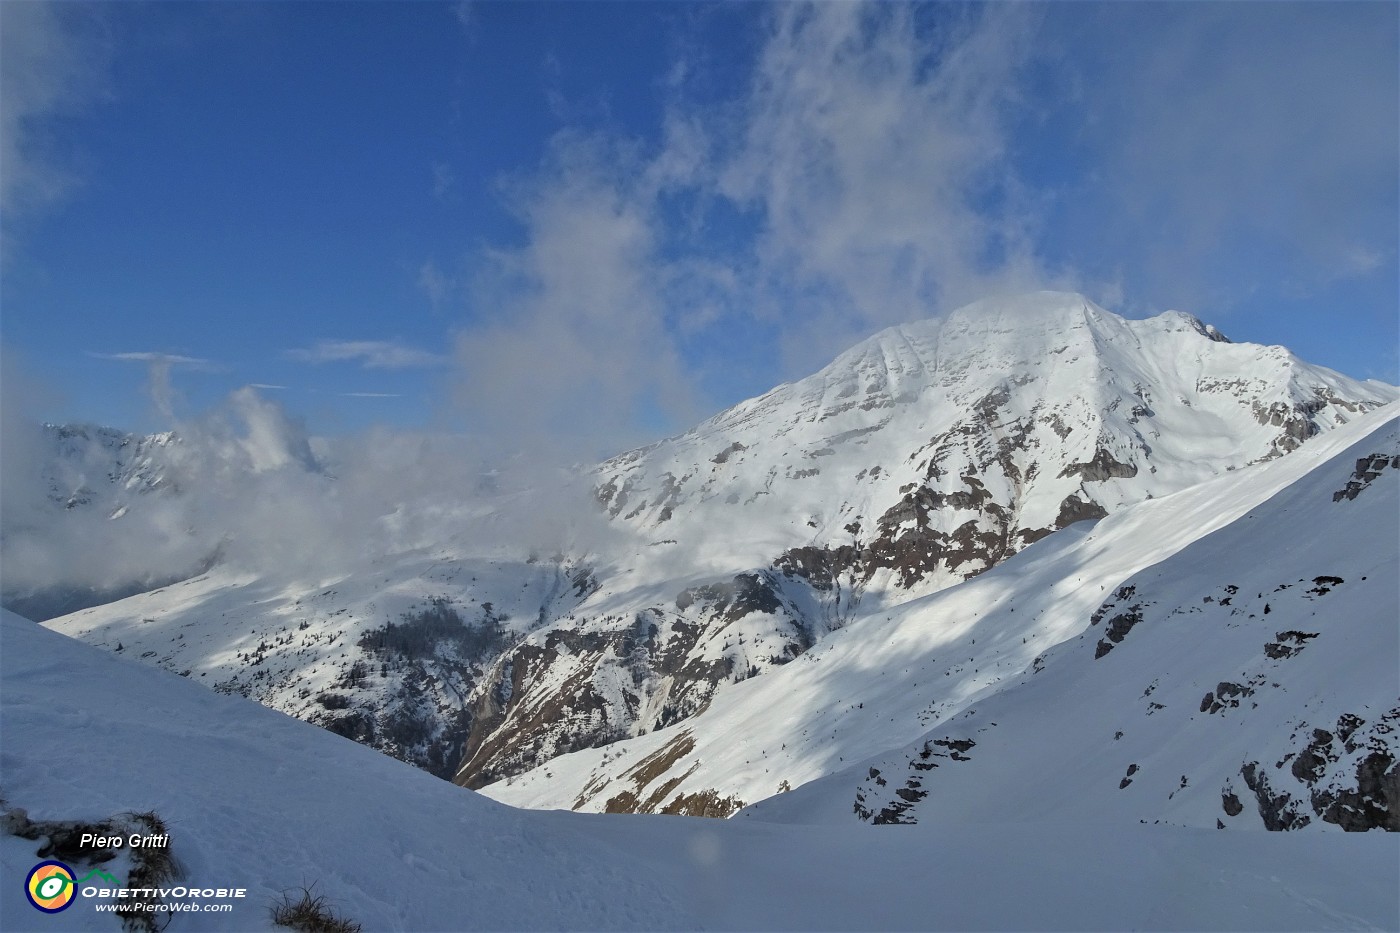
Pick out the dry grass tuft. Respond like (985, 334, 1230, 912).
(270, 883, 362, 933)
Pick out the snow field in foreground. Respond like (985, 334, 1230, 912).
(3, 609, 1397, 931)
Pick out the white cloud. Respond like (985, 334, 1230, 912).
(90, 351, 210, 366)
(1, 374, 622, 600)
(215, 386, 320, 473)
(1044, 2, 1399, 313)
(418, 259, 456, 314)
(0, 3, 110, 225)
(454, 130, 704, 460)
(287, 340, 446, 370)
(711, 3, 1063, 372)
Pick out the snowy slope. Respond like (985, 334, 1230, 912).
(4, 610, 1396, 932)
(33, 550, 599, 779)
(487, 406, 1399, 823)
(746, 408, 1400, 832)
(442, 293, 1397, 794)
(34, 293, 1399, 807)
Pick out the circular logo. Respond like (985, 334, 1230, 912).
(25, 861, 76, 913)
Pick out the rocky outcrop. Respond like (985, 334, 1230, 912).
(1200, 680, 1259, 714)
(1056, 493, 1108, 528)
(1263, 630, 1318, 660)
(1239, 707, 1400, 831)
(1090, 586, 1147, 659)
(1333, 452, 1399, 501)
(1313, 751, 1399, 831)
(1058, 447, 1138, 481)
(774, 472, 1025, 594)
(1241, 760, 1312, 830)
(1252, 398, 1324, 457)
(454, 572, 808, 790)
(853, 737, 978, 825)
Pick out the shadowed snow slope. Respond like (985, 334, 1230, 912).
(489, 405, 1399, 826)
(3, 609, 1397, 931)
(742, 407, 1400, 831)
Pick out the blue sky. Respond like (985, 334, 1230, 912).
(3, 1, 1396, 454)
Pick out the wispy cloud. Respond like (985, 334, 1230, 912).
(452, 1, 475, 37)
(418, 260, 457, 314)
(89, 351, 215, 423)
(431, 162, 456, 202)
(249, 383, 286, 390)
(713, 3, 1064, 372)
(286, 340, 446, 370)
(90, 351, 211, 367)
(0, 3, 110, 227)
(451, 3, 1066, 456)
(1041, 3, 1398, 315)
(454, 130, 705, 459)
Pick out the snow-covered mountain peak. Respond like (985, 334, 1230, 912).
(30, 292, 1400, 813)
(782, 290, 1106, 395)
(593, 293, 1393, 555)
(1149, 308, 1230, 341)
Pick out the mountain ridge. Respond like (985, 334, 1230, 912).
(489, 404, 1398, 825)
(23, 292, 1399, 815)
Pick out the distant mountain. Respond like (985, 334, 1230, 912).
(0, 424, 195, 621)
(37, 423, 181, 512)
(34, 292, 1399, 819)
(1, 387, 325, 620)
(592, 291, 1381, 584)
